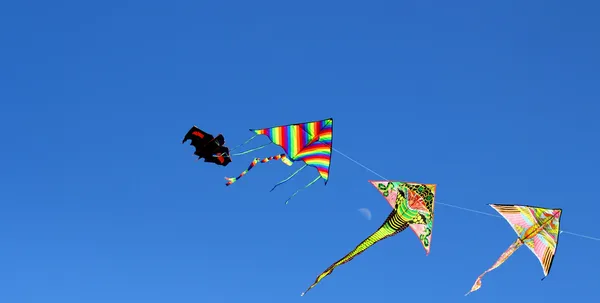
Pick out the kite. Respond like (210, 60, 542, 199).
(465, 204, 562, 296)
(301, 180, 437, 296)
(224, 118, 333, 204)
(182, 125, 232, 166)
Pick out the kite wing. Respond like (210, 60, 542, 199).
(182, 126, 231, 166)
(369, 180, 436, 255)
(183, 125, 214, 143)
(489, 204, 562, 276)
(251, 118, 333, 183)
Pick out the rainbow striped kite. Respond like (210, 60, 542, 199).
(225, 118, 333, 203)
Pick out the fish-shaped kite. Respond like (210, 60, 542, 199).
(301, 180, 437, 296)
(182, 126, 231, 166)
(465, 204, 563, 295)
(224, 118, 333, 204)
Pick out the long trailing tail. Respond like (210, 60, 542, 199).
(225, 154, 293, 186)
(283, 175, 320, 204)
(226, 156, 322, 204)
(301, 210, 409, 296)
(465, 239, 522, 296)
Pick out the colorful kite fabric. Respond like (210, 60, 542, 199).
(301, 180, 436, 296)
(465, 204, 562, 296)
(224, 118, 333, 203)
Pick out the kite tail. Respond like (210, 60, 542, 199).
(301, 211, 408, 296)
(465, 240, 523, 296)
(284, 175, 320, 205)
(225, 154, 293, 186)
(270, 164, 307, 192)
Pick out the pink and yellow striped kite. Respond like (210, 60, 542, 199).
(465, 204, 562, 295)
(225, 118, 333, 203)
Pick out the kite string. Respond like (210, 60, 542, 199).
(331, 147, 600, 242)
(222, 135, 260, 158)
(559, 231, 600, 241)
(229, 134, 258, 152)
(230, 143, 271, 156)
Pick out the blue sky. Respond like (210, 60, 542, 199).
(1, 1, 599, 302)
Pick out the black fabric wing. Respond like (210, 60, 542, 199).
(182, 126, 232, 166)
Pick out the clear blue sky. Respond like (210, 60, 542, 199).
(1, 1, 599, 302)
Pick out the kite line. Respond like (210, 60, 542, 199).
(331, 147, 600, 242)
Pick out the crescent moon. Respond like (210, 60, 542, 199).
(358, 208, 372, 220)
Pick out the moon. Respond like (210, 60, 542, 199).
(358, 208, 372, 220)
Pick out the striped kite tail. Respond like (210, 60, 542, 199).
(301, 210, 407, 296)
(225, 154, 292, 186)
(465, 239, 522, 296)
